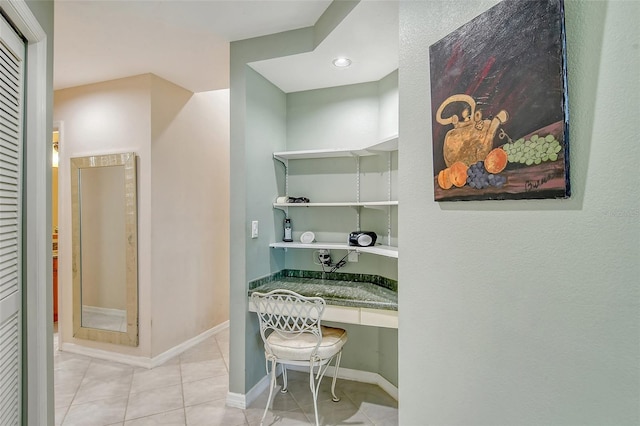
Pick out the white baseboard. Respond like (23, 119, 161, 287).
(225, 391, 248, 410)
(226, 364, 283, 409)
(60, 320, 230, 369)
(287, 364, 398, 401)
(59, 341, 154, 368)
(226, 364, 397, 409)
(150, 320, 229, 367)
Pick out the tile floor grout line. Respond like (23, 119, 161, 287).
(60, 352, 91, 425)
(275, 370, 317, 425)
(349, 393, 378, 426)
(121, 358, 135, 425)
(215, 336, 229, 372)
(56, 404, 71, 426)
(179, 348, 189, 425)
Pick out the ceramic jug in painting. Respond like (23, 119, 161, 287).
(436, 94, 509, 167)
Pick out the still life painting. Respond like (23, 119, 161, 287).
(430, 0, 570, 201)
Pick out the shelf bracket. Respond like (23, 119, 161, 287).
(273, 205, 288, 218)
(273, 155, 289, 196)
(387, 151, 392, 246)
(355, 156, 361, 231)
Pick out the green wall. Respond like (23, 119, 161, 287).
(231, 0, 639, 422)
(284, 79, 399, 384)
(230, 26, 314, 392)
(283, 77, 398, 280)
(287, 81, 379, 151)
(243, 67, 288, 388)
(232, 70, 399, 392)
(399, 1, 639, 424)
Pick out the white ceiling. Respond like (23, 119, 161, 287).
(249, 0, 398, 93)
(54, 0, 398, 94)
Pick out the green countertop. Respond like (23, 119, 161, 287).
(248, 271, 397, 311)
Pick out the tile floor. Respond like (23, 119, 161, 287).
(54, 326, 398, 425)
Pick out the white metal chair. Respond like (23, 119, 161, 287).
(251, 289, 348, 426)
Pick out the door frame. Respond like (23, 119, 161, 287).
(0, 0, 51, 424)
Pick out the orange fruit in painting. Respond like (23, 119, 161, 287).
(484, 148, 508, 174)
(437, 168, 452, 189)
(448, 161, 468, 187)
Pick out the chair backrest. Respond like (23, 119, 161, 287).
(251, 289, 326, 358)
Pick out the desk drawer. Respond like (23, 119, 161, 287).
(360, 308, 397, 328)
(323, 305, 360, 324)
(249, 299, 398, 328)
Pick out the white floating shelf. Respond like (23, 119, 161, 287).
(269, 242, 398, 259)
(366, 134, 399, 152)
(358, 245, 399, 258)
(274, 135, 398, 161)
(273, 201, 398, 208)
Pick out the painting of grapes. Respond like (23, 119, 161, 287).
(429, 0, 570, 201)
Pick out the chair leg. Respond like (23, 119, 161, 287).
(331, 351, 343, 402)
(280, 365, 288, 393)
(309, 363, 320, 426)
(261, 358, 277, 426)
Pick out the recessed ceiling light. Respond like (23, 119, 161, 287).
(332, 57, 352, 68)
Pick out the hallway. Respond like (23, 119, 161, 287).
(54, 327, 398, 425)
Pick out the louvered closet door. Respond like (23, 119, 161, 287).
(0, 13, 25, 426)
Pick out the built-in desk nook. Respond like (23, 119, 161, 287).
(248, 270, 398, 328)
(237, 16, 401, 400)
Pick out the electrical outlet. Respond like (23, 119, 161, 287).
(348, 251, 359, 262)
(317, 249, 331, 266)
(251, 220, 258, 238)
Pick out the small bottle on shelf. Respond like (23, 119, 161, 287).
(283, 218, 293, 242)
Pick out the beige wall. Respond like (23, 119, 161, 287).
(54, 74, 230, 359)
(149, 76, 230, 356)
(55, 74, 152, 357)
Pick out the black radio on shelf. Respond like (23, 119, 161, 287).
(348, 231, 377, 247)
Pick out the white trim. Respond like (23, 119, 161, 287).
(273, 201, 398, 207)
(273, 134, 398, 160)
(227, 364, 398, 409)
(225, 391, 249, 410)
(25, 34, 50, 426)
(0, 0, 45, 41)
(287, 364, 398, 401)
(249, 299, 398, 328)
(0, 1, 51, 424)
(59, 342, 158, 369)
(226, 364, 284, 409)
(269, 242, 399, 259)
(60, 321, 230, 369)
(150, 321, 229, 367)
(226, 392, 246, 410)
